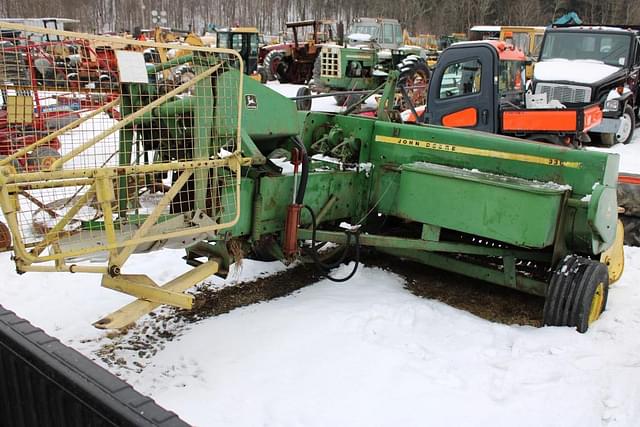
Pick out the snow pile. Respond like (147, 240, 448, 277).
(587, 133, 640, 174)
(118, 256, 640, 427)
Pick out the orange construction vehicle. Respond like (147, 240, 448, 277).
(403, 40, 601, 147)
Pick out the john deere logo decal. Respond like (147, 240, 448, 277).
(245, 94, 258, 110)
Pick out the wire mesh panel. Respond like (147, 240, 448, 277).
(0, 23, 245, 273)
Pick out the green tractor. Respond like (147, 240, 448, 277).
(312, 17, 430, 107)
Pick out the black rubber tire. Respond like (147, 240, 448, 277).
(595, 132, 616, 147)
(334, 94, 348, 106)
(333, 94, 359, 108)
(98, 74, 113, 91)
(311, 55, 326, 90)
(526, 133, 579, 148)
(263, 50, 284, 82)
(543, 255, 583, 326)
(44, 71, 68, 89)
(26, 146, 61, 170)
(396, 56, 430, 109)
(295, 87, 312, 111)
(258, 67, 268, 84)
(619, 104, 636, 144)
(275, 59, 290, 83)
(344, 94, 360, 109)
(527, 134, 563, 145)
(597, 105, 636, 146)
(0, 155, 23, 173)
(620, 215, 640, 246)
(543, 255, 609, 333)
(571, 260, 609, 333)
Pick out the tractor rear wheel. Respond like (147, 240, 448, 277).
(543, 255, 609, 333)
(258, 67, 268, 84)
(397, 56, 430, 108)
(275, 59, 290, 83)
(263, 50, 284, 82)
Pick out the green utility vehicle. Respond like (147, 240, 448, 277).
(312, 17, 430, 107)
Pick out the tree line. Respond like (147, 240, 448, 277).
(1, 0, 639, 36)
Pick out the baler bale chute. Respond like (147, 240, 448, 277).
(0, 24, 624, 333)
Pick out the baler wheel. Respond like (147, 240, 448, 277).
(543, 255, 609, 333)
(600, 219, 625, 284)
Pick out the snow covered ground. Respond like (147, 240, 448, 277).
(1, 82, 640, 426)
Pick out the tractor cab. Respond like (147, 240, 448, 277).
(499, 26, 546, 79)
(216, 27, 260, 76)
(427, 40, 525, 133)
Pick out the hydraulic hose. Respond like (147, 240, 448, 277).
(291, 137, 309, 205)
(303, 204, 360, 283)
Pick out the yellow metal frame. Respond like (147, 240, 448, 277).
(0, 23, 252, 327)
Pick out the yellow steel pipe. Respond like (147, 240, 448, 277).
(50, 63, 222, 171)
(0, 98, 120, 167)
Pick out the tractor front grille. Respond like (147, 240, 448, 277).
(320, 47, 341, 78)
(535, 83, 591, 104)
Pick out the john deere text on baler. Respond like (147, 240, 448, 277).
(0, 23, 623, 333)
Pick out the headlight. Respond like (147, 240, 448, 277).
(604, 99, 620, 111)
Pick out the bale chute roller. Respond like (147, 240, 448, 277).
(0, 23, 248, 324)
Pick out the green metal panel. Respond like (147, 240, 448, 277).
(393, 162, 566, 248)
(588, 184, 618, 253)
(221, 177, 255, 237)
(216, 70, 302, 141)
(252, 171, 361, 237)
(365, 121, 619, 254)
(369, 121, 619, 196)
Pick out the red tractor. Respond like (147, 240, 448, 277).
(260, 20, 342, 84)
